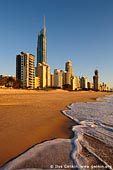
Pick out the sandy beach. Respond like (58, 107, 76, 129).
(0, 89, 110, 166)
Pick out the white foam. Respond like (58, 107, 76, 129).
(1, 95, 113, 170)
(64, 94, 113, 168)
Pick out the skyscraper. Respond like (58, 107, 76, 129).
(80, 77, 88, 89)
(93, 69, 99, 91)
(36, 17, 51, 88)
(37, 62, 50, 88)
(37, 17, 47, 64)
(65, 60, 73, 85)
(54, 69, 63, 88)
(16, 52, 35, 89)
(65, 60, 73, 75)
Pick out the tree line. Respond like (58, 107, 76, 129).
(0, 76, 22, 88)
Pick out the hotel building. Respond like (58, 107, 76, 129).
(16, 52, 35, 89)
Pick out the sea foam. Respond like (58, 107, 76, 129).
(1, 95, 113, 170)
(63, 94, 113, 169)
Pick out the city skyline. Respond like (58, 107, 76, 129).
(0, 0, 113, 87)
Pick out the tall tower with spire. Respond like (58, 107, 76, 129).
(36, 17, 51, 88)
(37, 16, 47, 64)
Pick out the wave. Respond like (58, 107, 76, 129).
(63, 95, 113, 169)
(1, 95, 113, 170)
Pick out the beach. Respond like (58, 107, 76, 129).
(0, 89, 110, 167)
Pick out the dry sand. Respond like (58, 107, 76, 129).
(0, 89, 110, 166)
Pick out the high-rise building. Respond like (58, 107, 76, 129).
(71, 76, 80, 90)
(37, 17, 46, 64)
(88, 81, 93, 90)
(16, 52, 35, 89)
(37, 62, 50, 88)
(65, 60, 73, 75)
(93, 69, 99, 91)
(63, 71, 71, 85)
(34, 77, 40, 89)
(16, 55, 21, 81)
(46, 64, 51, 87)
(54, 69, 63, 88)
(65, 60, 73, 85)
(50, 74, 54, 87)
(80, 77, 88, 89)
(36, 17, 51, 88)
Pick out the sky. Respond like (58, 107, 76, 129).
(0, 0, 113, 87)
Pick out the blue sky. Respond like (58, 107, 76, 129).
(0, 0, 113, 87)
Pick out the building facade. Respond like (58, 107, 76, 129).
(80, 77, 88, 89)
(93, 69, 99, 91)
(54, 69, 63, 88)
(50, 74, 54, 87)
(37, 62, 50, 88)
(34, 77, 40, 89)
(65, 60, 73, 85)
(88, 81, 93, 90)
(63, 71, 71, 85)
(37, 19, 46, 64)
(16, 52, 35, 89)
(71, 76, 80, 90)
(36, 18, 51, 88)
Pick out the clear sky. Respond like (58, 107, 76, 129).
(0, 0, 113, 87)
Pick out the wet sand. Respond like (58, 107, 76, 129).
(0, 89, 110, 166)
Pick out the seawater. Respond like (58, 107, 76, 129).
(63, 94, 113, 169)
(1, 95, 113, 170)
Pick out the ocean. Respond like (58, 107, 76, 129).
(63, 94, 113, 170)
(1, 95, 113, 170)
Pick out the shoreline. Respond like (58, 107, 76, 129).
(0, 89, 112, 166)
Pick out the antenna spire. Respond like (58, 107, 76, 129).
(44, 15, 46, 29)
